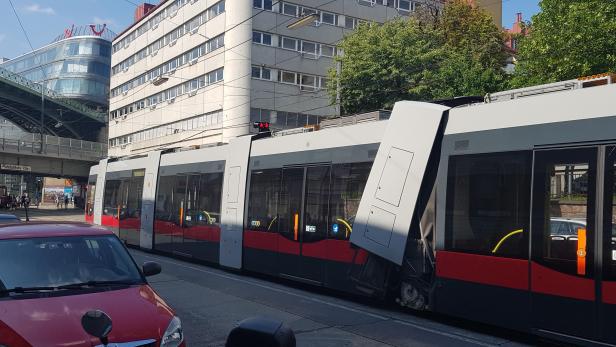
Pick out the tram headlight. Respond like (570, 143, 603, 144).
(161, 316, 183, 347)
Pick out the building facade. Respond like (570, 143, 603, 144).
(1, 25, 115, 110)
(108, 0, 501, 157)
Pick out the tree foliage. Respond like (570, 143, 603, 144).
(329, 0, 508, 114)
(511, 0, 616, 87)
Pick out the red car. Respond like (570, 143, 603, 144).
(0, 223, 184, 347)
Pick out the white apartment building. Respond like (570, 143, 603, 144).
(108, 0, 497, 157)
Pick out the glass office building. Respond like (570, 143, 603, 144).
(1, 25, 115, 110)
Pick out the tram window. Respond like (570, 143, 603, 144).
(533, 151, 594, 277)
(184, 175, 201, 225)
(155, 175, 185, 224)
(195, 172, 223, 225)
(278, 168, 303, 240)
(125, 177, 144, 218)
(86, 182, 96, 216)
(303, 166, 330, 242)
(103, 180, 122, 216)
(247, 169, 281, 232)
(445, 152, 531, 258)
(329, 162, 372, 240)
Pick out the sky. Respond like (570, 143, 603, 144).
(0, 0, 541, 60)
(502, 0, 540, 28)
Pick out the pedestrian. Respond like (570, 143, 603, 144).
(55, 195, 60, 209)
(11, 195, 16, 211)
(64, 195, 69, 210)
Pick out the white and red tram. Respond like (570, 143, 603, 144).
(88, 74, 616, 345)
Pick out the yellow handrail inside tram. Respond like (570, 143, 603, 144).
(267, 216, 278, 231)
(202, 210, 213, 224)
(337, 218, 353, 239)
(491, 229, 524, 254)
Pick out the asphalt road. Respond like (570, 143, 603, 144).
(131, 250, 532, 347)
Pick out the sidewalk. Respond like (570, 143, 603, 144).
(10, 205, 85, 222)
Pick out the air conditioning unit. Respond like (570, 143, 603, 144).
(188, 90, 197, 97)
(122, 114, 127, 120)
(151, 50, 158, 57)
(168, 68, 176, 75)
(123, 66, 129, 73)
(189, 0, 197, 4)
(167, 97, 176, 104)
(189, 28, 198, 35)
(188, 59, 197, 66)
(151, 23, 158, 31)
(120, 144, 127, 149)
(168, 39, 177, 47)
(150, 104, 157, 110)
(122, 90, 128, 96)
(169, 10, 177, 18)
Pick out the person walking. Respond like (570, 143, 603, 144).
(55, 195, 60, 209)
(64, 195, 69, 210)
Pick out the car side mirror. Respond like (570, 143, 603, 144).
(142, 261, 161, 277)
(81, 310, 113, 346)
(226, 317, 295, 347)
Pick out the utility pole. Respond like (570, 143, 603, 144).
(39, 81, 45, 154)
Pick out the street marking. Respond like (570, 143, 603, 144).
(136, 251, 501, 347)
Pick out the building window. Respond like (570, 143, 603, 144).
(253, 0, 272, 10)
(301, 41, 318, 56)
(300, 74, 316, 91)
(321, 45, 335, 57)
(321, 12, 337, 25)
(279, 71, 296, 84)
(282, 3, 297, 16)
(445, 152, 532, 259)
(252, 66, 271, 80)
(281, 37, 297, 50)
(252, 31, 272, 45)
(397, 0, 413, 12)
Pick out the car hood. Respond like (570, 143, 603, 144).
(0, 285, 174, 346)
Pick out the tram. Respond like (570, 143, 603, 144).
(88, 73, 616, 345)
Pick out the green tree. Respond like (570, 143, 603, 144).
(432, 0, 508, 99)
(511, 0, 616, 87)
(329, 0, 508, 114)
(328, 19, 443, 114)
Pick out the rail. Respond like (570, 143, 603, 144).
(0, 133, 107, 162)
(0, 66, 107, 122)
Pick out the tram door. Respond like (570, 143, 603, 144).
(531, 148, 598, 340)
(278, 166, 329, 284)
(601, 146, 616, 344)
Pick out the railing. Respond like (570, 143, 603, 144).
(0, 66, 107, 122)
(318, 110, 391, 129)
(0, 133, 107, 162)
(51, 24, 117, 43)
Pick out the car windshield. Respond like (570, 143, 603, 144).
(0, 235, 143, 291)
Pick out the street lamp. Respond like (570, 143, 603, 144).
(287, 13, 319, 30)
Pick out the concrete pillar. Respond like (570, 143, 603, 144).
(222, 0, 252, 142)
